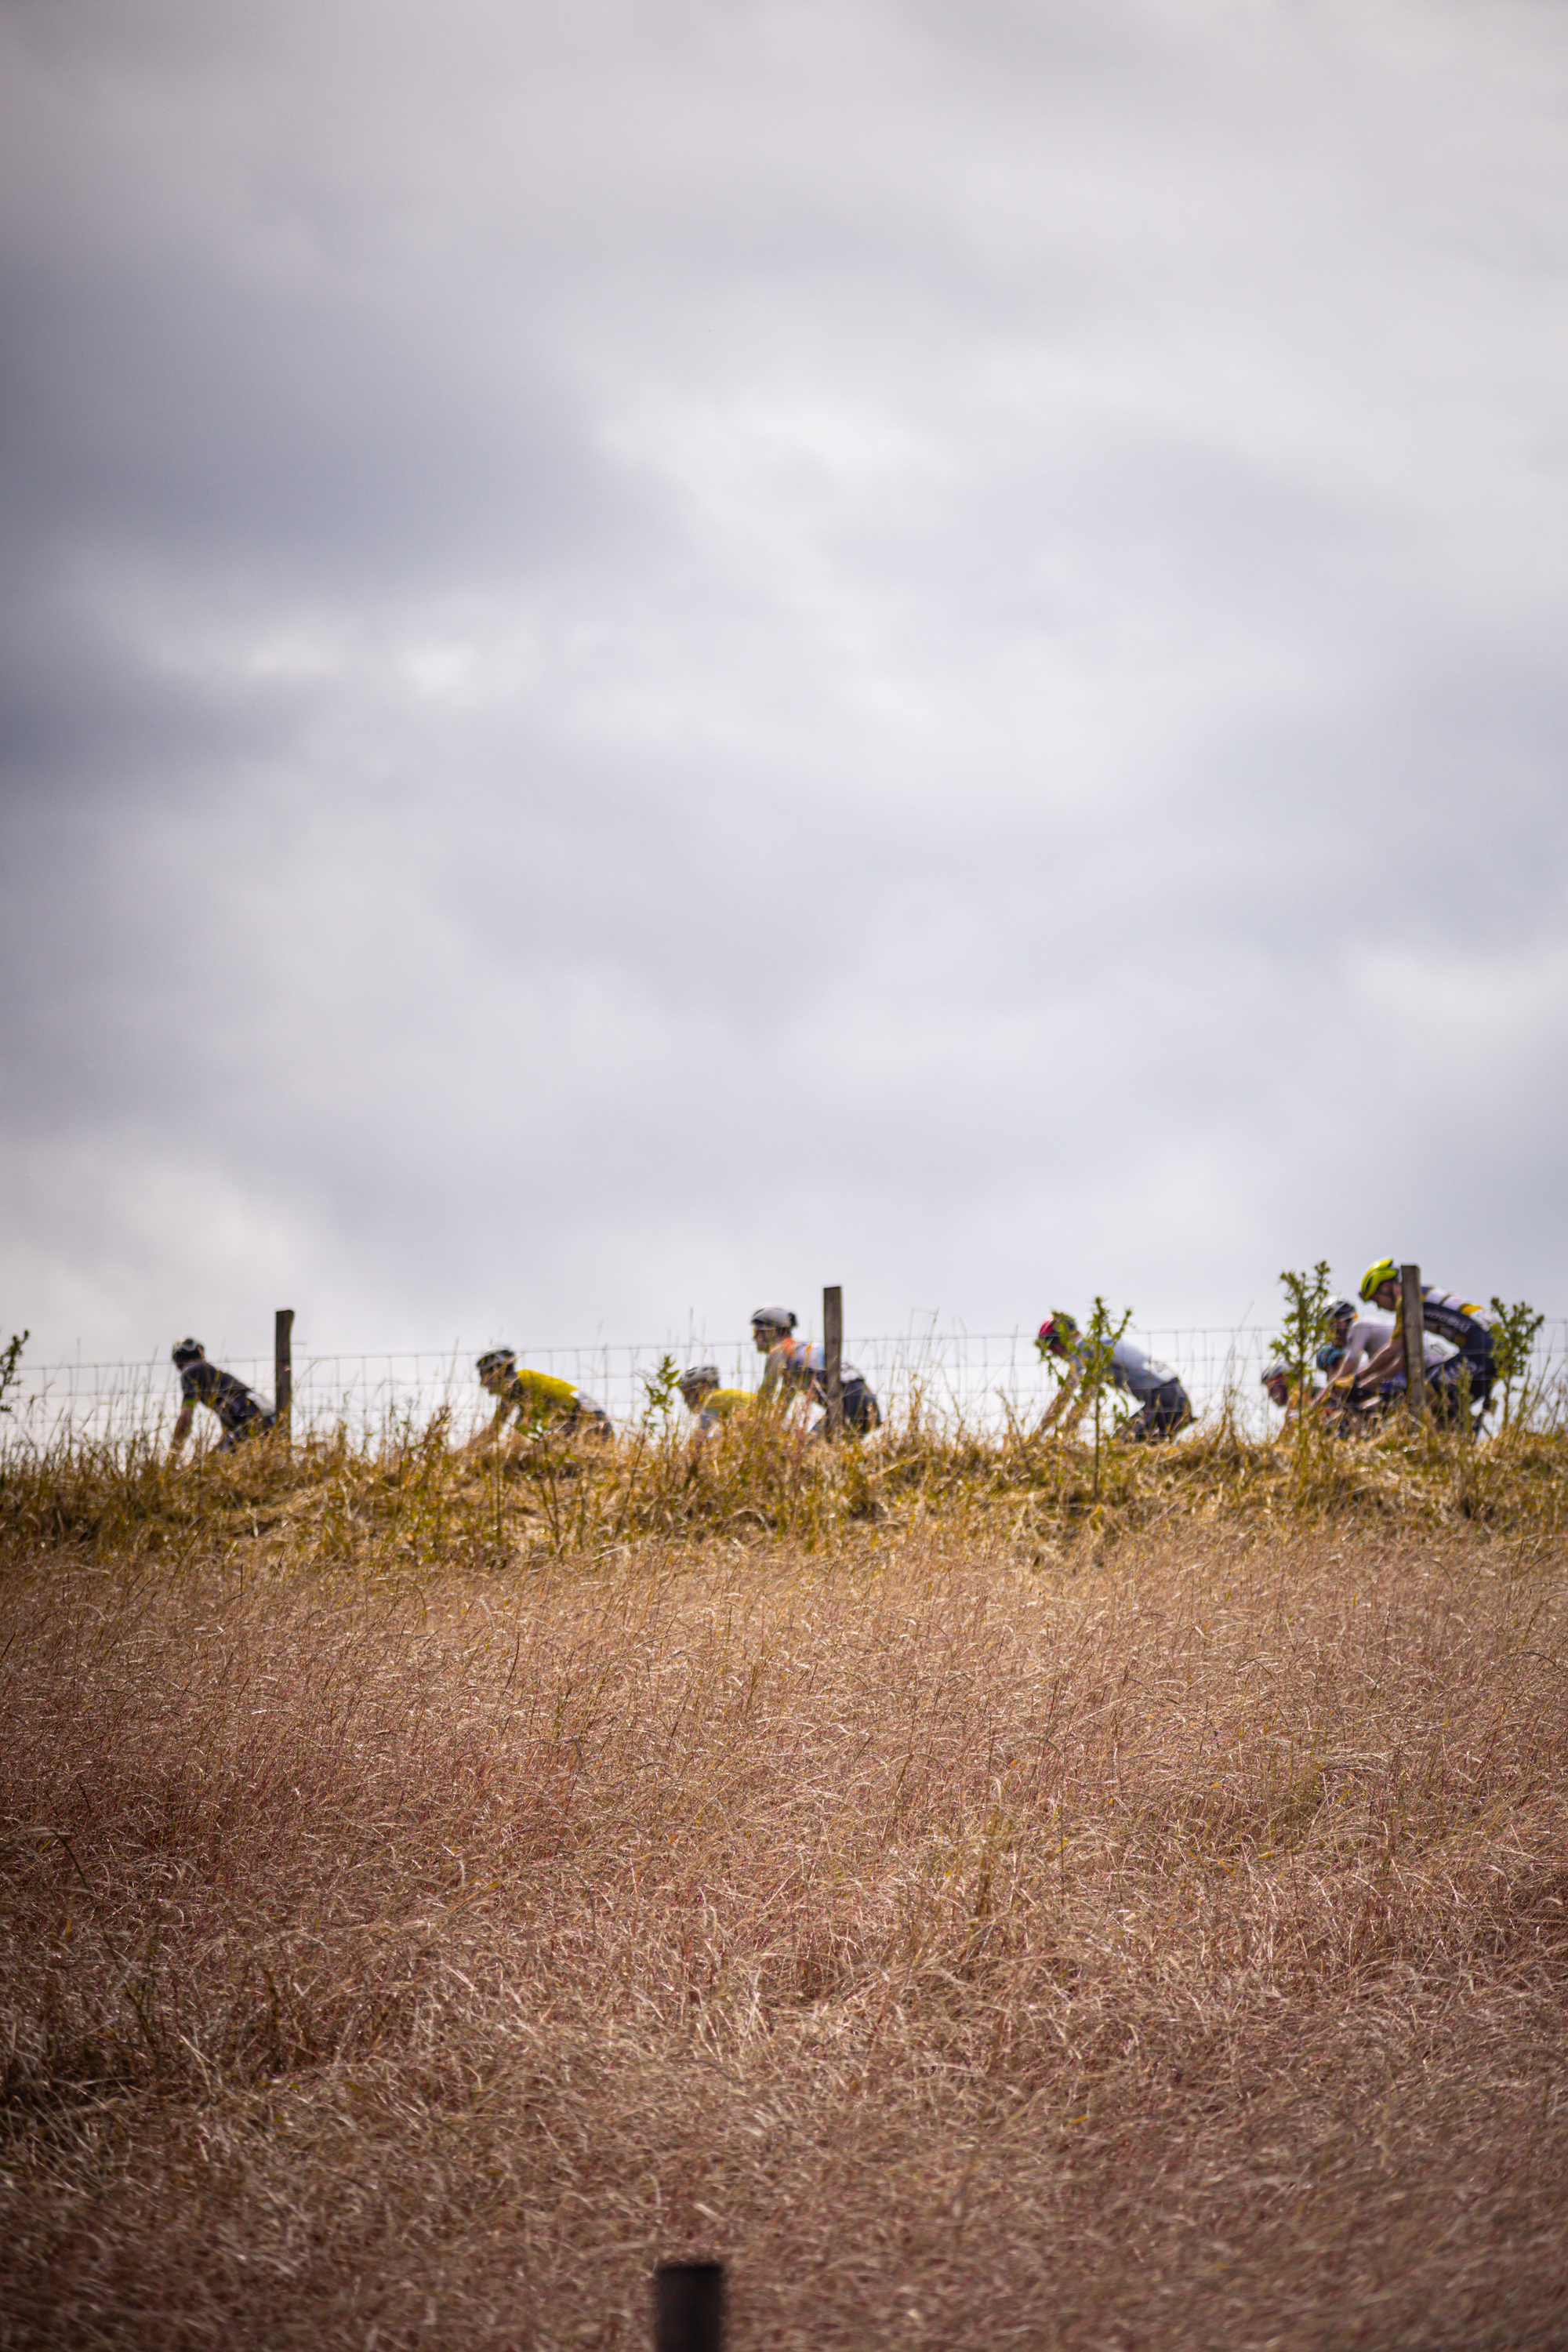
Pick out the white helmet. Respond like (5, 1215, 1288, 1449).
(750, 1305, 797, 1335)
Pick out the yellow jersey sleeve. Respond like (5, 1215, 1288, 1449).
(703, 1388, 751, 1421)
(507, 1367, 579, 1420)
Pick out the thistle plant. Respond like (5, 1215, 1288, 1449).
(638, 1352, 683, 1428)
(1489, 1298, 1546, 1430)
(1081, 1296, 1133, 1502)
(0, 1330, 26, 1417)
(1034, 1299, 1133, 1504)
(1271, 1264, 1334, 1468)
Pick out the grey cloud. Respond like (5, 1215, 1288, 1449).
(2, 0, 1566, 1367)
(0, 263, 641, 591)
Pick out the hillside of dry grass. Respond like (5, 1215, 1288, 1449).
(4, 1387, 1565, 1570)
(2, 1424, 1566, 2348)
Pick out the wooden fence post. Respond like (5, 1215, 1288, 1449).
(274, 1308, 294, 1447)
(654, 2260, 724, 2352)
(1399, 1265, 1426, 1419)
(823, 1285, 843, 1437)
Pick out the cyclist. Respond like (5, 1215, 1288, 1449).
(470, 1348, 612, 1448)
(750, 1305, 882, 1435)
(1316, 1298, 1359, 1374)
(1311, 1298, 1381, 1430)
(1354, 1261, 1495, 1421)
(1035, 1313, 1193, 1441)
(677, 1364, 753, 1436)
(1265, 1307, 1386, 1435)
(169, 1338, 275, 1458)
(1315, 1289, 1454, 1419)
(1261, 1357, 1318, 1430)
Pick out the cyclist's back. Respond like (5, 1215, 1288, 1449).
(169, 1338, 274, 1458)
(751, 1310, 881, 1435)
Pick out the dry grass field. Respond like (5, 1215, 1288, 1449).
(2, 1417, 1566, 2349)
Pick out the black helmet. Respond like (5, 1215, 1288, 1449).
(750, 1305, 797, 1334)
(171, 1337, 205, 1367)
(679, 1363, 720, 1400)
(476, 1347, 517, 1378)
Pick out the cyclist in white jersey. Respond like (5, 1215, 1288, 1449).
(1316, 1295, 1455, 1414)
(1036, 1314, 1192, 1441)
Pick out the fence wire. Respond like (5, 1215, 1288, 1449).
(10, 1321, 1568, 1450)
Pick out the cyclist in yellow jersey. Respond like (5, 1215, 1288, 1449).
(677, 1364, 753, 1436)
(468, 1348, 612, 1449)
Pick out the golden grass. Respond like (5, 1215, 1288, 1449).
(2, 1425, 1566, 2347)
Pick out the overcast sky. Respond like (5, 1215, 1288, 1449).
(2, 0, 1565, 1372)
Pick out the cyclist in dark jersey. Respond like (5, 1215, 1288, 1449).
(169, 1338, 274, 1457)
(1356, 1259, 1496, 1420)
(750, 1306, 882, 1435)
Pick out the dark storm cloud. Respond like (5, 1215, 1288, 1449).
(2, 0, 1566, 1365)
(0, 258, 627, 590)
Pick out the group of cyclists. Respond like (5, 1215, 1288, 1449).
(163, 1256, 1502, 1458)
(470, 1306, 886, 1451)
(1259, 1260, 1500, 1434)
(165, 1304, 888, 1458)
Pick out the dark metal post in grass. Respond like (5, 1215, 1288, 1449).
(654, 2259, 724, 2352)
(274, 1308, 294, 1448)
(1399, 1265, 1426, 1419)
(823, 1283, 844, 1437)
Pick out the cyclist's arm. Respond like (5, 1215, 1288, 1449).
(463, 1399, 514, 1455)
(169, 1400, 195, 1458)
(1036, 1359, 1083, 1433)
(1358, 1335, 1405, 1385)
(1316, 1341, 1367, 1403)
(1321, 1329, 1399, 1399)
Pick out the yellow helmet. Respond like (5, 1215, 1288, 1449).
(1359, 1257, 1398, 1302)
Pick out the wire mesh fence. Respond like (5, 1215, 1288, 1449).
(10, 1319, 1568, 1450)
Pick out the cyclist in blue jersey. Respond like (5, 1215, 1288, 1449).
(169, 1338, 275, 1458)
(750, 1305, 882, 1435)
(1035, 1313, 1193, 1441)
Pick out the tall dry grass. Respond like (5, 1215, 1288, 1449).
(4, 1372, 1565, 1573)
(2, 1421, 1566, 2347)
